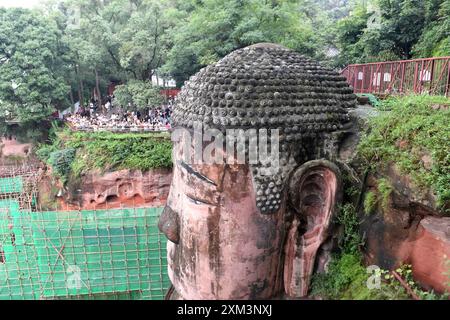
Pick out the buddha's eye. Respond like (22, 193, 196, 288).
(178, 161, 217, 187)
(177, 161, 221, 206)
(185, 193, 217, 206)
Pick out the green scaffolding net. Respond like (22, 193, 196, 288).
(0, 177, 23, 195)
(0, 175, 170, 300)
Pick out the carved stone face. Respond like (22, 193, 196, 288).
(158, 43, 353, 299)
(159, 133, 342, 299)
(159, 130, 286, 299)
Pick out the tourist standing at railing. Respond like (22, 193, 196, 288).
(105, 100, 111, 115)
(89, 102, 94, 117)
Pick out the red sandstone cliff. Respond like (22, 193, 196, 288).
(361, 165, 450, 294)
(38, 168, 172, 210)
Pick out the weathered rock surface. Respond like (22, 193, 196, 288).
(62, 168, 172, 209)
(361, 168, 450, 294)
(284, 160, 342, 297)
(333, 106, 450, 294)
(409, 217, 450, 293)
(0, 137, 31, 161)
(386, 164, 438, 210)
(172, 42, 356, 215)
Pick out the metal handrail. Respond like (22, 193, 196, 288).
(340, 56, 450, 96)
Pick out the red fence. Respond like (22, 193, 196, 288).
(160, 88, 180, 99)
(340, 56, 450, 96)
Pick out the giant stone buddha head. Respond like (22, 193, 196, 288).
(158, 43, 356, 299)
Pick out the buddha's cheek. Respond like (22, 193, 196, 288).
(168, 175, 284, 299)
(216, 189, 284, 299)
(168, 199, 220, 299)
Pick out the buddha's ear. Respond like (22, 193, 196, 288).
(287, 159, 342, 216)
(284, 159, 343, 298)
(158, 205, 180, 244)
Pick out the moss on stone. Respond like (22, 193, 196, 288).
(363, 190, 377, 215)
(37, 127, 172, 181)
(357, 95, 450, 213)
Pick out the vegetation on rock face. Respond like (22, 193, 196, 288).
(311, 204, 408, 299)
(335, 203, 363, 255)
(311, 202, 448, 300)
(377, 178, 394, 211)
(311, 256, 448, 299)
(47, 148, 76, 184)
(357, 95, 450, 212)
(311, 167, 449, 299)
(311, 252, 408, 300)
(363, 190, 378, 215)
(36, 127, 172, 182)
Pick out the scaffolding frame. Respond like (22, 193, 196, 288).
(0, 165, 170, 300)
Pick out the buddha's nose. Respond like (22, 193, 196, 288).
(158, 205, 180, 244)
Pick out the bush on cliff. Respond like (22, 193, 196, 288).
(357, 94, 450, 212)
(37, 128, 172, 181)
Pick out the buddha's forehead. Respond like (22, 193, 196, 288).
(171, 43, 357, 214)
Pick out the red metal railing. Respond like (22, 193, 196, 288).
(340, 56, 450, 96)
(160, 88, 180, 99)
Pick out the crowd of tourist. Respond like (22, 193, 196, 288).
(66, 97, 173, 132)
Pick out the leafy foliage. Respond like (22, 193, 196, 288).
(310, 253, 448, 299)
(413, 0, 450, 57)
(333, 0, 450, 66)
(312, 165, 449, 299)
(377, 178, 393, 210)
(114, 80, 164, 111)
(2, 0, 450, 144)
(362, 180, 392, 215)
(162, 0, 329, 83)
(363, 191, 378, 214)
(47, 148, 76, 184)
(357, 95, 450, 212)
(335, 203, 363, 255)
(37, 128, 172, 182)
(0, 8, 70, 136)
(311, 202, 447, 300)
(383, 264, 449, 300)
(311, 253, 396, 299)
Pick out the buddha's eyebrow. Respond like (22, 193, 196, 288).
(178, 161, 217, 186)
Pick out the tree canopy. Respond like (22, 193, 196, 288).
(0, 8, 70, 123)
(0, 0, 449, 139)
(114, 80, 163, 111)
(333, 0, 450, 66)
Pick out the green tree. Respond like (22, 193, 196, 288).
(377, 0, 426, 59)
(163, 0, 319, 84)
(0, 8, 71, 138)
(413, 0, 450, 57)
(333, 3, 371, 66)
(114, 80, 163, 111)
(333, 0, 448, 65)
(47, 0, 176, 107)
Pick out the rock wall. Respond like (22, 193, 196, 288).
(410, 217, 450, 293)
(0, 137, 32, 162)
(55, 168, 172, 210)
(360, 166, 450, 294)
(338, 105, 450, 295)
